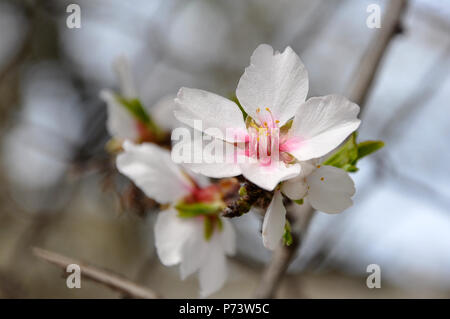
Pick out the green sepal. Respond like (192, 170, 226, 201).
(283, 221, 293, 246)
(115, 95, 163, 137)
(323, 132, 384, 172)
(175, 202, 223, 219)
(204, 217, 214, 241)
(323, 133, 358, 169)
(357, 140, 385, 160)
(203, 216, 223, 241)
(294, 198, 304, 205)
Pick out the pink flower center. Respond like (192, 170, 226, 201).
(244, 107, 299, 165)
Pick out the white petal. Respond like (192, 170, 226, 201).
(262, 190, 287, 250)
(219, 218, 236, 255)
(239, 161, 301, 191)
(187, 162, 242, 179)
(298, 159, 319, 177)
(289, 95, 361, 161)
(306, 165, 355, 214)
(281, 175, 308, 200)
(154, 209, 197, 266)
(174, 87, 247, 142)
(179, 219, 207, 280)
(236, 44, 308, 126)
(112, 55, 137, 98)
(149, 94, 179, 131)
(173, 133, 242, 178)
(100, 90, 138, 140)
(198, 239, 227, 297)
(116, 141, 192, 204)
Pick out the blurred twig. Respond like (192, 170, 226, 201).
(33, 247, 161, 299)
(254, 0, 409, 299)
(254, 204, 314, 299)
(345, 0, 408, 109)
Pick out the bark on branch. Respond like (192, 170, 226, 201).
(32, 247, 160, 299)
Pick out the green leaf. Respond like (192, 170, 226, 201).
(175, 202, 223, 218)
(293, 198, 304, 205)
(356, 140, 384, 160)
(283, 221, 293, 246)
(115, 95, 163, 137)
(323, 132, 358, 169)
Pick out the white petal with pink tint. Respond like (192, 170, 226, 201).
(236, 44, 308, 126)
(289, 95, 360, 161)
(173, 136, 242, 178)
(240, 161, 301, 191)
(174, 87, 247, 142)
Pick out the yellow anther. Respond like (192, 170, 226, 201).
(256, 108, 261, 113)
(317, 165, 321, 168)
(320, 177, 324, 181)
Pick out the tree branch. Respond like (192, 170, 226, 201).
(254, 0, 409, 299)
(32, 247, 161, 299)
(254, 205, 315, 298)
(345, 0, 408, 108)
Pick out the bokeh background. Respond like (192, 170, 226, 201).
(0, 0, 449, 298)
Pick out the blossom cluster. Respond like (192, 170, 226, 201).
(101, 45, 382, 297)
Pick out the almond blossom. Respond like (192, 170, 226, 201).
(116, 141, 235, 297)
(173, 44, 361, 192)
(262, 160, 356, 250)
(100, 56, 173, 145)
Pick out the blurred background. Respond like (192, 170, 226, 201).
(0, 0, 449, 298)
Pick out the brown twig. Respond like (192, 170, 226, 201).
(222, 180, 271, 218)
(254, 0, 409, 299)
(32, 247, 161, 299)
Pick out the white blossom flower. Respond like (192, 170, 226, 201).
(100, 55, 175, 144)
(173, 44, 361, 191)
(116, 141, 235, 297)
(262, 160, 356, 250)
(281, 161, 355, 213)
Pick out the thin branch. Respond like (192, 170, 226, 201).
(32, 247, 161, 299)
(254, 0, 409, 299)
(346, 0, 408, 109)
(254, 205, 315, 299)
